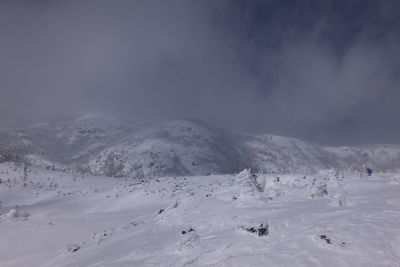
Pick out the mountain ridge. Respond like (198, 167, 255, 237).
(0, 114, 399, 178)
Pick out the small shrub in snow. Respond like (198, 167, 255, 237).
(319, 234, 346, 247)
(320, 235, 331, 244)
(181, 228, 195, 235)
(242, 223, 269, 237)
(66, 244, 81, 253)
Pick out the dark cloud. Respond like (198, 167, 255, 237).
(0, 0, 399, 145)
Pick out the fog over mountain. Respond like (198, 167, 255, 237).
(1, 0, 400, 145)
(1, 114, 399, 178)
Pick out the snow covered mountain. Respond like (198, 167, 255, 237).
(1, 117, 400, 266)
(0, 114, 399, 178)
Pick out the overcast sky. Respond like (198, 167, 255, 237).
(0, 0, 399, 145)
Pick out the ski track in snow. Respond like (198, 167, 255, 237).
(1, 163, 400, 267)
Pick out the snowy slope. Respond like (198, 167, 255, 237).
(232, 133, 337, 174)
(83, 119, 246, 178)
(1, 163, 400, 266)
(1, 115, 400, 178)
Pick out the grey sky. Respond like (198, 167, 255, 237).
(0, 0, 399, 145)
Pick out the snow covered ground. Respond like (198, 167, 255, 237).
(1, 163, 400, 267)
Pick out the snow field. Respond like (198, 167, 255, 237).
(1, 163, 400, 266)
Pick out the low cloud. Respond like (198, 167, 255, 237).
(0, 0, 399, 145)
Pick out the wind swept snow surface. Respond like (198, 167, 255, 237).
(1, 163, 400, 266)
